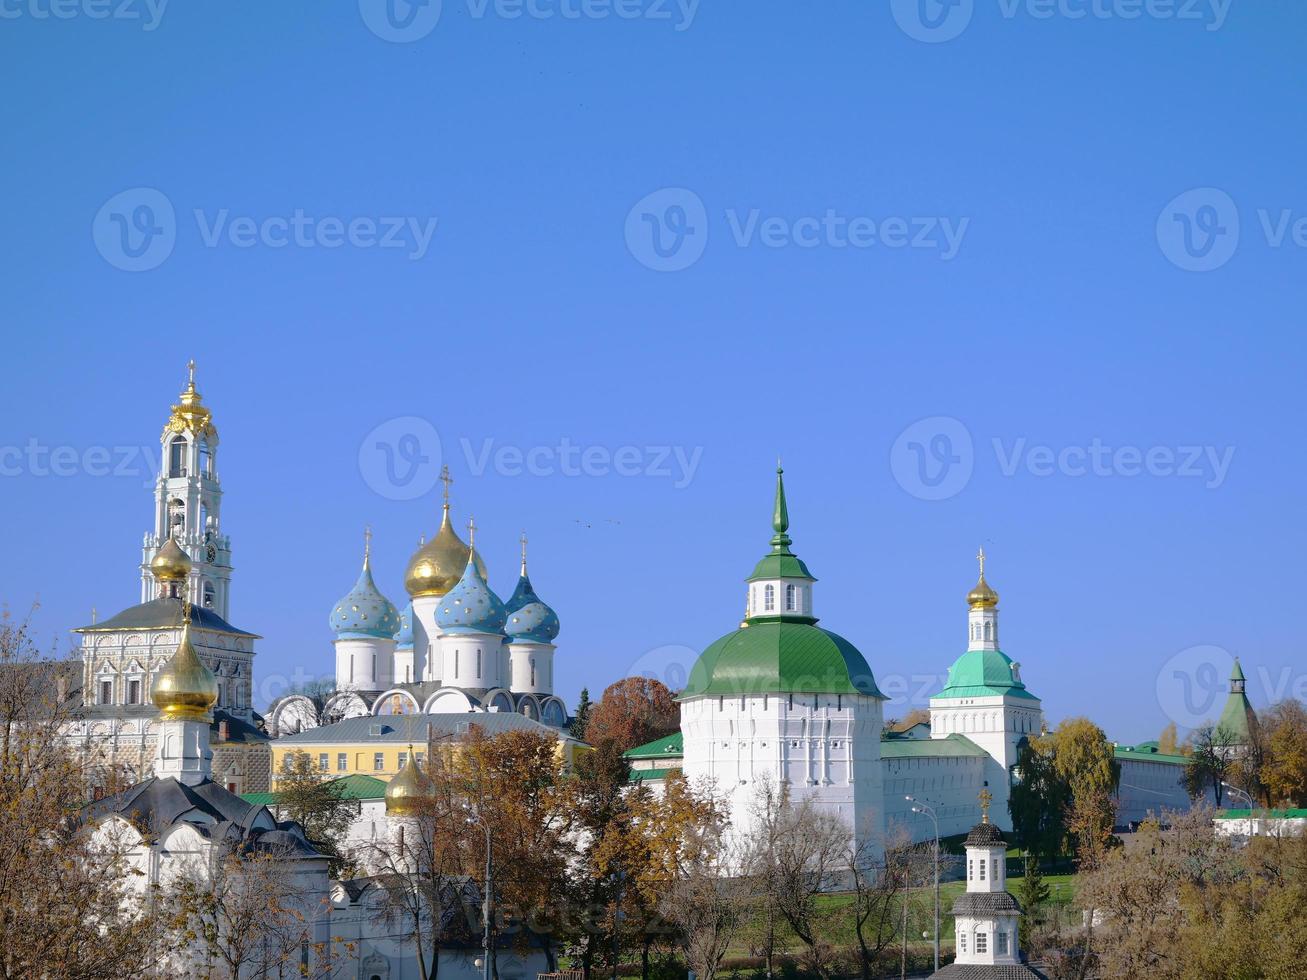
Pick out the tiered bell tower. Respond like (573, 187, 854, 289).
(140, 362, 233, 619)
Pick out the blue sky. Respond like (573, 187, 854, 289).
(2, 0, 1304, 742)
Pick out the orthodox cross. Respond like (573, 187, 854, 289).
(978, 788, 993, 823)
(439, 465, 453, 507)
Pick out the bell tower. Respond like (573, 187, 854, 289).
(140, 362, 233, 620)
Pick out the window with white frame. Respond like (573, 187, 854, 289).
(975, 932, 987, 954)
(785, 583, 797, 611)
(764, 584, 775, 611)
(960, 933, 967, 954)
(99, 679, 113, 705)
(996, 931, 1009, 954)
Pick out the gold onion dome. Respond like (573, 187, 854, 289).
(385, 747, 434, 815)
(405, 505, 486, 598)
(967, 547, 999, 609)
(151, 619, 219, 722)
(151, 536, 193, 583)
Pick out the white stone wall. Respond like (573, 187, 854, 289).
(880, 753, 990, 841)
(1115, 758, 1214, 826)
(680, 691, 885, 855)
(335, 636, 396, 692)
(82, 626, 255, 717)
(929, 695, 1042, 832)
(507, 641, 554, 695)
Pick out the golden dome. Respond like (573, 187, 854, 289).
(151, 536, 193, 583)
(151, 620, 219, 722)
(385, 747, 434, 815)
(404, 506, 486, 598)
(967, 547, 999, 609)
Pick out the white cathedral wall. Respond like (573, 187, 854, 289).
(439, 632, 505, 690)
(508, 642, 554, 696)
(334, 636, 396, 692)
(411, 595, 441, 683)
(680, 691, 885, 857)
(1116, 758, 1211, 826)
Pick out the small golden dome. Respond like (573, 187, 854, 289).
(385, 747, 434, 815)
(151, 620, 219, 722)
(162, 360, 218, 441)
(967, 547, 999, 608)
(404, 506, 486, 598)
(151, 536, 193, 583)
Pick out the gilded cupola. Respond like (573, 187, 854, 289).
(162, 360, 217, 441)
(404, 467, 486, 598)
(150, 616, 220, 723)
(385, 747, 434, 815)
(150, 535, 193, 584)
(967, 547, 1000, 609)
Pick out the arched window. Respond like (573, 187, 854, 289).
(785, 584, 798, 612)
(764, 584, 775, 612)
(169, 437, 187, 477)
(202, 581, 216, 608)
(530, 657, 537, 687)
(454, 649, 460, 679)
(476, 648, 482, 679)
(198, 439, 212, 477)
(983, 621, 992, 640)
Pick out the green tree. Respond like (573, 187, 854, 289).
(1009, 736, 1070, 861)
(570, 687, 593, 742)
(1016, 855, 1050, 950)
(1183, 724, 1235, 807)
(1050, 717, 1120, 801)
(275, 750, 362, 877)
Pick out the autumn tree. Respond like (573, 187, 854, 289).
(1050, 717, 1120, 801)
(0, 608, 173, 979)
(660, 822, 749, 980)
(746, 777, 848, 980)
(275, 750, 363, 877)
(845, 828, 927, 980)
(585, 677, 679, 753)
(1158, 721, 1178, 756)
(1261, 699, 1307, 807)
(165, 843, 335, 979)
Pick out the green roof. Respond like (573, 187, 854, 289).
(1217, 808, 1307, 819)
(931, 648, 1039, 701)
(1114, 745, 1189, 766)
(1216, 687, 1256, 744)
(879, 733, 988, 759)
(629, 767, 679, 782)
(747, 552, 815, 582)
(241, 773, 388, 807)
(681, 621, 885, 699)
(624, 732, 684, 760)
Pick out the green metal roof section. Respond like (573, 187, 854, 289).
(680, 621, 885, 699)
(931, 648, 1039, 701)
(629, 767, 679, 783)
(1217, 808, 1307, 819)
(240, 773, 388, 807)
(624, 732, 684, 759)
(879, 733, 989, 759)
(1114, 745, 1189, 766)
(746, 465, 816, 584)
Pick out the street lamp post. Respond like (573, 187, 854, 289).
(906, 796, 940, 974)
(466, 805, 494, 980)
(1222, 781, 1258, 836)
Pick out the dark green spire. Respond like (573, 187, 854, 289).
(770, 463, 792, 554)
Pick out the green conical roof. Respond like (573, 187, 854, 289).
(1216, 660, 1256, 745)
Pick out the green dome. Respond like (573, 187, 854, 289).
(933, 648, 1038, 701)
(681, 621, 885, 699)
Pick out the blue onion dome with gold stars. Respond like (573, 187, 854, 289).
(436, 521, 507, 635)
(504, 536, 560, 644)
(330, 532, 401, 639)
(395, 602, 414, 649)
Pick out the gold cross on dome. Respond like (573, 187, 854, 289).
(439, 465, 453, 507)
(977, 546, 986, 578)
(187, 359, 196, 384)
(978, 788, 992, 823)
